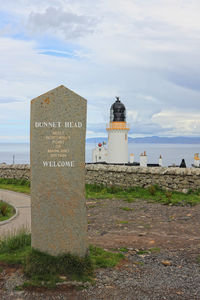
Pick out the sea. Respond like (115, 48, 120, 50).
(0, 143, 200, 167)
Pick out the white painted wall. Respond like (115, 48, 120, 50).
(194, 159, 200, 167)
(140, 154, 147, 167)
(107, 130, 129, 163)
(92, 145, 108, 162)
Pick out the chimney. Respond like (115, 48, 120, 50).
(140, 151, 147, 167)
(130, 153, 134, 164)
(159, 155, 162, 167)
(194, 153, 200, 167)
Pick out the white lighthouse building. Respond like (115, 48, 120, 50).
(106, 97, 129, 164)
(92, 142, 108, 163)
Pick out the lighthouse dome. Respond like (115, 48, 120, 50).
(110, 97, 126, 122)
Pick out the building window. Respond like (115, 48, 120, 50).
(125, 134, 127, 141)
(99, 156, 101, 160)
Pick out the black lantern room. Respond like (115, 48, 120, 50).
(110, 97, 126, 122)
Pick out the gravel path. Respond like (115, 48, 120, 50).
(0, 248, 200, 300)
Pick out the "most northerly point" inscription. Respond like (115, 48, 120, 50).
(34, 121, 83, 167)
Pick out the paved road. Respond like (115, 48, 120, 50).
(0, 189, 31, 237)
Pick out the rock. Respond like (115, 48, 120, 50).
(59, 276, 67, 280)
(100, 231, 108, 236)
(161, 260, 172, 266)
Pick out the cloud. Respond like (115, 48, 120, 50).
(38, 49, 76, 58)
(0, 97, 25, 104)
(152, 111, 200, 136)
(164, 69, 200, 92)
(27, 6, 96, 39)
(0, 0, 200, 141)
(0, 136, 28, 140)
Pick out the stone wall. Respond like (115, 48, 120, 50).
(86, 164, 200, 192)
(0, 164, 30, 181)
(0, 163, 200, 192)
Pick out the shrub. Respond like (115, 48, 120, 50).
(165, 191, 172, 200)
(149, 185, 156, 196)
(107, 185, 122, 194)
(0, 229, 31, 253)
(0, 204, 8, 216)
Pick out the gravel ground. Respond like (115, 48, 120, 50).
(82, 249, 200, 300)
(0, 198, 200, 299)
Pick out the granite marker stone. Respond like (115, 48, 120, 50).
(30, 85, 88, 256)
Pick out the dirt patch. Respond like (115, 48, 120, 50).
(87, 198, 200, 251)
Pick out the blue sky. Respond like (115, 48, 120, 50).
(1, 0, 200, 142)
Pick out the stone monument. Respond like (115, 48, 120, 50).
(30, 85, 88, 257)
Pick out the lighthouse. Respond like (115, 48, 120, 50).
(106, 97, 129, 164)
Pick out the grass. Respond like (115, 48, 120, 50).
(144, 224, 151, 229)
(90, 245, 124, 268)
(0, 228, 31, 264)
(88, 205, 96, 208)
(0, 178, 30, 194)
(137, 250, 149, 255)
(119, 220, 129, 224)
(1, 179, 200, 206)
(136, 247, 161, 255)
(86, 184, 200, 206)
(120, 207, 134, 212)
(0, 201, 15, 221)
(149, 247, 161, 253)
(0, 228, 124, 288)
(118, 247, 129, 253)
(111, 247, 129, 253)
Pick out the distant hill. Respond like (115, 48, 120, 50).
(86, 138, 108, 144)
(86, 136, 200, 144)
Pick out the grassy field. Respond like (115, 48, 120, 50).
(0, 178, 30, 194)
(0, 228, 124, 288)
(86, 183, 200, 206)
(1, 178, 200, 206)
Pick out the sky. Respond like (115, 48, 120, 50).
(0, 0, 200, 142)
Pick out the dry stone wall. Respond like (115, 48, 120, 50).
(86, 164, 200, 192)
(0, 163, 200, 192)
(0, 164, 30, 180)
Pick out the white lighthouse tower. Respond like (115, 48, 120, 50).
(106, 97, 129, 164)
